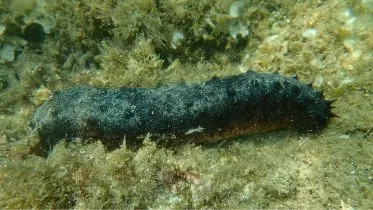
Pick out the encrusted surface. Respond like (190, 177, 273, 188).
(0, 0, 372, 208)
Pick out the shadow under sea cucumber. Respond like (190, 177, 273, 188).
(30, 70, 334, 152)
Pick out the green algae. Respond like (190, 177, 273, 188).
(0, 0, 372, 208)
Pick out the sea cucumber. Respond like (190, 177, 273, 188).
(31, 71, 334, 150)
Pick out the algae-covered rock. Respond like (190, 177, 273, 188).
(0, 0, 372, 209)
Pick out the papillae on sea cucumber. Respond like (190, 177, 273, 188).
(31, 71, 334, 152)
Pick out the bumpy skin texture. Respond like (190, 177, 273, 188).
(31, 71, 333, 150)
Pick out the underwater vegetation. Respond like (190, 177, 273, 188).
(0, 0, 372, 208)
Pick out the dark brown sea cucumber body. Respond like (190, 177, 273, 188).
(31, 71, 333, 150)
